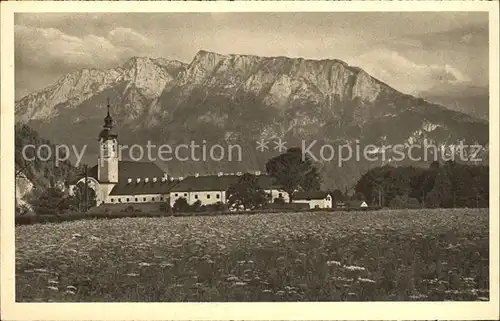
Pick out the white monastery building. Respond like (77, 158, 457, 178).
(69, 100, 290, 208)
(169, 172, 290, 208)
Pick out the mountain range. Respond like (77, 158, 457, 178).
(15, 50, 489, 191)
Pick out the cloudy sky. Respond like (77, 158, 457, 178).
(15, 12, 488, 100)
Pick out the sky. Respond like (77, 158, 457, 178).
(14, 12, 489, 100)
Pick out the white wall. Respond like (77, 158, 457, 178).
(170, 190, 226, 207)
(170, 188, 290, 207)
(105, 193, 169, 204)
(266, 189, 290, 203)
(98, 138, 119, 183)
(99, 183, 116, 205)
(293, 196, 333, 209)
(70, 177, 103, 205)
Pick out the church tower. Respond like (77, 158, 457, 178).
(98, 98, 119, 183)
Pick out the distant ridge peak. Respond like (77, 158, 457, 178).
(193, 49, 351, 66)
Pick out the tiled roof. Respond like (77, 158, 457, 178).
(116, 161, 165, 180)
(170, 174, 282, 192)
(293, 191, 331, 200)
(109, 179, 180, 196)
(69, 161, 165, 184)
(69, 163, 285, 195)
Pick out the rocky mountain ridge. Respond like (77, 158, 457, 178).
(16, 57, 186, 122)
(15, 50, 488, 190)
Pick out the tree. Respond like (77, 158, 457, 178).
(159, 202, 172, 213)
(389, 194, 420, 209)
(331, 189, 344, 203)
(266, 147, 321, 203)
(353, 161, 488, 209)
(32, 187, 71, 215)
(172, 197, 190, 213)
(191, 200, 202, 212)
(414, 163, 439, 206)
(15, 124, 79, 195)
(424, 165, 454, 208)
(69, 182, 97, 211)
(352, 192, 365, 201)
(202, 201, 227, 212)
(227, 173, 268, 210)
(273, 196, 286, 205)
(301, 165, 321, 191)
(15, 203, 31, 216)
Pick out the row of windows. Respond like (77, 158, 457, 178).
(110, 196, 164, 203)
(108, 192, 289, 203)
(174, 193, 221, 200)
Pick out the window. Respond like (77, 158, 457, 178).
(207, 194, 211, 199)
(111, 198, 114, 202)
(143, 198, 146, 202)
(160, 197, 163, 201)
(127, 198, 129, 202)
(175, 193, 178, 197)
(152, 197, 155, 201)
(195, 195, 198, 199)
(119, 198, 122, 203)
(216, 194, 220, 199)
(135, 198, 138, 202)
(278, 193, 282, 198)
(184, 193, 187, 197)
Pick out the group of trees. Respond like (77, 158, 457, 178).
(226, 173, 269, 210)
(25, 183, 97, 215)
(354, 161, 488, 208)
(15, 124, 79, 193)
(15, 124, 82, 214)
(170, 147, 321, 212)
(226, 147, 321, 210)
(265, 147, 321, 202)
(170, 198, 227, 213)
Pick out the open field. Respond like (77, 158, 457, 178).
(15, 208, 489, 302)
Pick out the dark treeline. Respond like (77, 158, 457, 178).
(15, 123, 78, 190)
(353, 161, 489, 208)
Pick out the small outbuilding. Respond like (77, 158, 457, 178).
(292, 191, 333, 209)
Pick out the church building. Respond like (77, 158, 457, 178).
(69, 100, 176, 206)
(69, 100, 290, 209)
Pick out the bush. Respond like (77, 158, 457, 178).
(121, 205, 135, 213)
(265, 202, 309, 210)
(390, 195, 421, 209)
(201, 202, 227, 212)
(273, 197, 286, 205)
(173, 197, 190, 213)
(159, 203, 172, 213)
(32, 187, 72, 215)
(16, 204, 31, 216)
(191, 200, 202, 212)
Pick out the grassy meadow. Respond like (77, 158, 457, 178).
(15, 208, 489, 302)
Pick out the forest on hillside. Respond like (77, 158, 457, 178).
(15, 124, 79, 203)
(352, 161, 489, 208)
